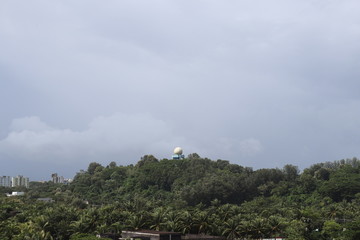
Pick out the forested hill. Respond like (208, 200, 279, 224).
(68, 155, 360, 206)
(3, 155, 360, 239)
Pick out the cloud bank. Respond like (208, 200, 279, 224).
(0, 114, 262, 179)
(1, 1, 360, 179)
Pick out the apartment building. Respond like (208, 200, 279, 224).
(0, 176, 12, 187)
(11, 175, 29, 188)
(51, 173, 65, 184)
(1, 175, 29, 188)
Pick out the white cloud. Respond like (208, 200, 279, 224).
(0, 114, 178, 170)
(10, 116, 53, 132)
(0, 114, 266, 178)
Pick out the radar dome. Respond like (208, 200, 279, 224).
(174, 147, 183, 155)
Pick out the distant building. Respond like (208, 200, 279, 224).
(260, 238, 286, 240)
(11, 175, 29, 188)
(51, 173, 72, 184)
(183, 234, 225, 240)
(51, 173, 64, 184)
(121, 230, 231, 240)
(63, 178, 73, 184)
(122, 230, 182, 240)
(0, 176, 12, 187)
(6, 192, 25, 197)
(97, 233, 121, 240)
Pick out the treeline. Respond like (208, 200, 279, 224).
(2, 155, 360, 239)
(69, 155, 360, 206)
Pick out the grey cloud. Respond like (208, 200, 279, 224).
(10, 116, 53, 132)
(0, 114, 172, 179)
(1, 1, 360, 179)
(0, 114, 263, 179)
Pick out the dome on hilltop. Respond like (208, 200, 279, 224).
(173, 147, 183, 155)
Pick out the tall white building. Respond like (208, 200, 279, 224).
(11, 175, 29, 188)
(0, 176, 12, 187)
(51, 173, 65, 184)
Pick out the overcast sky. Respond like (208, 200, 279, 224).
(1, 0, 360, 180)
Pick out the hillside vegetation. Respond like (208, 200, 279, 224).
(2, 154, 360, 239)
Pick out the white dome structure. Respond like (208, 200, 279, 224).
(173, 147, 183, 155)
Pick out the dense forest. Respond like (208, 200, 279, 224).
(2, 154, 360, 239)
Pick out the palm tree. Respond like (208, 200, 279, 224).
(14, 221, 53, 240)
(95, 223, 110, 235)
(109, 222, 123, 234)
(179, 210, 195, 234)
(238, 220, 253, 239)
(217, 204, 237, 222)
(248, 218, 267, 239)
(267, 215, 285, 237)
(70, 208, 100, 234)
(222, 218, 241, 240)
(150, 207, 167, 231)
(327, 204, 343, 220)
(165, 210, 183, 232)
(125, 215, 147, 230)
(194, 211, 212, 234)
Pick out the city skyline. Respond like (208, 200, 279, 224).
(0, 175, 29, 188)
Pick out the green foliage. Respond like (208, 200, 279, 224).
(87, 162, 103, 175)
(136, 155, 159, 167)
(2, 156, 360, 239)
(321, 220, 342, 239)
(319, 164, 360, 201)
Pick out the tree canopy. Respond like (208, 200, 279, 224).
(2, 155, 360, 239)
